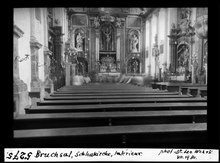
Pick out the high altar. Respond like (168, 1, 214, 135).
(64, 8, 146, 83)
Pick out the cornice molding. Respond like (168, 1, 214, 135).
(14, 25, 24, 38)
(30, 37, 43, 49)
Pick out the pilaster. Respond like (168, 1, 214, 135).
(13, 25, 29, 115)
(44, 47, 54, 94)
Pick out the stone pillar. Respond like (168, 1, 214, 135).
(155, 10, 160, 79)
(29, 37, 44, 105)
(164, 8, 168, 69)
(13, 25, 29, 115)
(53, 26, 64, 90)
(148, 14, 152, 77)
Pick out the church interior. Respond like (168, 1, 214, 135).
(13, 8, 208, 147)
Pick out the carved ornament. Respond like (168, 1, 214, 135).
(30, 39, 42, 49)
(90, 16, 125, 28)
(194, 15, 208, 39)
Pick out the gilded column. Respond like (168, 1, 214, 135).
(95, 29, 99, 62)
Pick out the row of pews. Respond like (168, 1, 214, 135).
(151, 82, 207, 97)
(14, 83, 207, 147)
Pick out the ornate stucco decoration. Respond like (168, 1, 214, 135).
(100, 15, 115, 22)
(114, 17, 125, 28)
(90, 16, 125, 29)
(194, 15, 208, 39)
(177, 8, 195, 38)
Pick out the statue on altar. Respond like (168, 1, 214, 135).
(102, 26, 111, 51)
(130, 34, 139, 52)
(75, 31, 85, 51)
(75, 32, 84, 51)
(100, 24, 115, 51)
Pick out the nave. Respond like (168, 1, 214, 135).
(14, 82, 207, 147)
(13, 8, 209, 147)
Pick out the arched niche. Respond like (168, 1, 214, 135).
(127, 57, 140, 74)
(128, 29, 140, 53)
(73, 28, 86, 51)
(100, 23, 116, 51)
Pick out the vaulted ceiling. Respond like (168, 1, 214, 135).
(67, 8, 154, 17)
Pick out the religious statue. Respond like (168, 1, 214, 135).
(102, 26, 112, 51)
(130, 34, 139, 52)
(76, 33, 84, 51)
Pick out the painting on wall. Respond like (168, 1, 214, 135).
(126, 16, 141, 28)
(72, 14, 88, 26)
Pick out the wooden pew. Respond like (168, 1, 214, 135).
(181, 87, 207, 97)
(14, 123, 207, 147)
(37, 97, 207, 106)
(25, 102, 207, 113)
(44, 94, 192, 101)
(188, 87, 207, 97)
(51, 92, 180, 97)
(167, 83, 206, 92)
(14, 110, 207, 130)
(199, 87, 207, 97)
(153, 82, 206, 92)
(54, 89, 167, 94)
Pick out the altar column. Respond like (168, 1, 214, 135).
(116, 28, 120, 62)
(95, 29, 99, 63)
